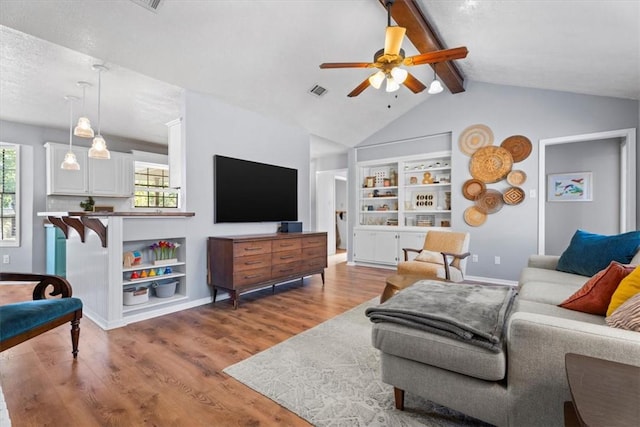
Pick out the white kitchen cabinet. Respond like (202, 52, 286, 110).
(45, 142, 133, 197)
(353, 229, 399, 265)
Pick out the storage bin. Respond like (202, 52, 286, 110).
(123, 287, 149, 305)
(153, 281, 177, 298)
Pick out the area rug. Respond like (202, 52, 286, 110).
(224, 298, 491, 426)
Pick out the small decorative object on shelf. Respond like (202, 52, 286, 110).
(123, 287, 149, 306)
(149, 240, 180, 265)
(80, 196, 95, 212)
(123, 250, 142, 268)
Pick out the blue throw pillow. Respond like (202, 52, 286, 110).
(556, 229, 640, 277)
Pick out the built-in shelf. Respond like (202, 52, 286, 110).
(122, 272, 186, 286)
(122, 294, 188, 314)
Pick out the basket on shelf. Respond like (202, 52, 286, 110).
(153, 281, 178, 298)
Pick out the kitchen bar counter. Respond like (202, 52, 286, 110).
(39, 211, 195, 217)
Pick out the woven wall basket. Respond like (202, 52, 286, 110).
(503, 186, 526, 205)
(458, 124, 494, 156)
(469, 146, 514, 183)
(462, 179, 486, 201)
(463, 206, 487, 227)
(474, 189, 504, 214)
(501, 135, 532, 163)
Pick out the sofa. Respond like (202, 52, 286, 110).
(371, 254, 640, 426)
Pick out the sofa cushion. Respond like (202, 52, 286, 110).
(519, 266, 588, 290)
(606, 293, 640, 331)
(518, 280, 584, 305)
(512, 299, 606, 325)
(607, 265, 640, 316)
(556, 229, 640, 277)
(559, 261, 635, 315)
(372, 321, 506, 381)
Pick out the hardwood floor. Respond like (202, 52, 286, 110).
(0, 256, 391, 426)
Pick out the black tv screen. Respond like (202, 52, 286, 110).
(214, 155, 298, 223)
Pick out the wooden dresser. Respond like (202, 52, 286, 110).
(207, 232, 327, 308)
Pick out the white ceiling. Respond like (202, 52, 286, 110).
(0, 1, 638, 156)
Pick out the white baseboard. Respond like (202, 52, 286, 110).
(465, 275, 518, 287)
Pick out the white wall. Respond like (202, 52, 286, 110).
(352, 81, 639, 281)
(182, 90, 310, 300)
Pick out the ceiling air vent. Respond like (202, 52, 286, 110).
(129, 0, 164, 12)
(309, 84, 328, 97)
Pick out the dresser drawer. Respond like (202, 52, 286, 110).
(302, 246, 325, 259)
(233, 267, 272, 286)
(271, 262, 300, 278)
(272, 238, 301, 252)
(233, 253, 271, 272)
(302, 235, 326, 248)
(234, 241, 272, 257)
(272, 249, 301, 265)
(301, 256, 327, 270)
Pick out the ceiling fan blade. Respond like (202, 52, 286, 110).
(319, 62, 374, 69)
(347, 79, 371, 97)
(384, 26, 406, 56)
(404, 46, 469, 66)
(403, 73, 426, 94)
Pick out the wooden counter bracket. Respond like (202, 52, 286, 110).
(47, 216, 69, 238)
(61, 217, 85, 243)
(81, 217, 108, 248)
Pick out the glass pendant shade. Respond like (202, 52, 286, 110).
(74, 116, 94, 138)
(428, 79, 444, 94)
(61, 151, 80, 170)
(88, 64, 111, 160)
(390, 67, 408, 84)
(368, 70, 385, 89)
(385, 76, 400, 92)
(89, 135, 111, 159)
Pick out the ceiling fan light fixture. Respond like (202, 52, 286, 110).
(385, 76, 400, 92)
(390, 67, 408, 84)
(369, 70, 385, 89)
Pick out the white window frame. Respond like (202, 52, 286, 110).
(133, 161, 179, 209)
(0, 142, 20, 247)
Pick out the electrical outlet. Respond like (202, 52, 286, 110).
(2, 254, 9, 264)
(494, 256, 501, 265)
(472, 254, 478, 263)
(529, 189, 536, 198)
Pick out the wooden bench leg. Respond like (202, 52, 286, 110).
(394, 387, 405, 410)
(70, 312, 81, 359)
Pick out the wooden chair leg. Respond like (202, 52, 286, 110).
(70, 313, 81, 359)
(394, 387, 405, 410)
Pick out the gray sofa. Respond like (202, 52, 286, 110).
(371, 254, 640, 426)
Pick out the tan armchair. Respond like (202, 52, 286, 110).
(397, 230, 471, 282)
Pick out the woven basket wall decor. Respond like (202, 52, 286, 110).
(507, 170, 527, 186)
(503, 186, 526, 205)
(458, 124, 494, 156)
(463, 206, 487, 227)
(501, 135, 532, 162)
(462, 179, 486, 201)
(474, 189, 504, 214)
(469, 146, 514, 183)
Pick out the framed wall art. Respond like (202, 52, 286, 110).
(547, 172, 593, 202)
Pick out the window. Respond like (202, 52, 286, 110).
(134, 162, 179, 208)
(0, 143, 19, 246)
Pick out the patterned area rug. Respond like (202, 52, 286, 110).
(224, 298, 491, 426)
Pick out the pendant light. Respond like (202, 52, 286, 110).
(73, 81, 94, 138)
(89, 64, 111, 160)
(428, 63, 444, 95)
(61, 96, 81, 170)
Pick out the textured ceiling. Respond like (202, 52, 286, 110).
(0, 0, 638, 154)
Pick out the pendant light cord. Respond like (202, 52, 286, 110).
(96, 69, 102, 135)
(68, 99, 73, 149)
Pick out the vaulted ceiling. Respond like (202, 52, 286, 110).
(0, 1, 638, 157)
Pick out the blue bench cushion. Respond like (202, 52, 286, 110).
(0, 297, 82, 342)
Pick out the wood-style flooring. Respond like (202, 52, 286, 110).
(0, 255, 390, 426)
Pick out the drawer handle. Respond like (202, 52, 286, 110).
(244, 274, 263, 279)
(278, 268, 294, 273)
(307, 240, 319, 244)
(244, 247, 262, 251)
(280, 243, 294, 247)
(245, 261, 263, 265)
(280, 255, 295, 260)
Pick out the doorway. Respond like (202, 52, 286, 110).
(316, 170, 348, 256)
(538, 128, 636, 254)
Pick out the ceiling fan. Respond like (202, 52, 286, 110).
(319, 0, 468, 97)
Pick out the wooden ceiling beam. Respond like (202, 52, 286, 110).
(380, 0, 466, 93)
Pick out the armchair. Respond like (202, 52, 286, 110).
(0, 273, 83, 358)
(397, 230, 470, 282)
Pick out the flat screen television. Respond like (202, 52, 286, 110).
(214, 155, 298, 223)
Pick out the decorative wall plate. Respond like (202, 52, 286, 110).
(458, 124, 494, 156)
(469, 146, 513, 183)
(507, 170, 527, 186)
(463, 206, 487, 227)
(462, 179, 486, 200)
(501, 135, 532, 162)
(503, 186, 526, 205)
(474, 189, 504, 214)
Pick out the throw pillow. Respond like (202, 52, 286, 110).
(556, 229, 640, 277)
(607, 265, 640, 316)
(414, 249, 444, 264)
(558, 261, 635, 315)
(606, 292, 640, 332)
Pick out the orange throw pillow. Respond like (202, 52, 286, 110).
(559, 261, 635, 315)
(607, 265, 640, 316)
